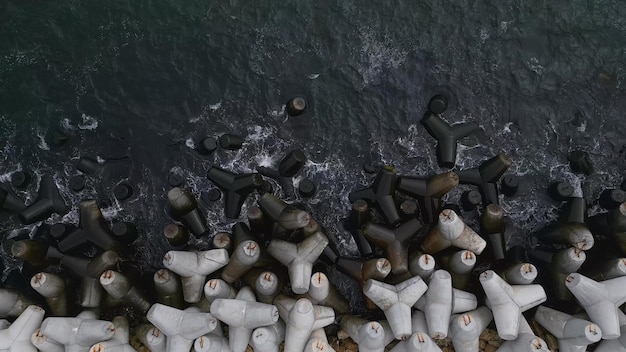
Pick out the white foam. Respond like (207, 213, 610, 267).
(36, 130, 50, 151)
(77, 114, 99, 130)
(209, 102, 222, 111)
(60, 118, 75, 130)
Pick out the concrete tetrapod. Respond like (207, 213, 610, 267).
(448, 306, 493, 352)
(274, 295, 335, 352)
(204, 278, 237, 304)
(146, 304, 218, 352)
(253, 271, 282, 304)
(0, 288, 35, 318)
(341, 316, 391, 352)
(421, 209, 486, 255)
(388, 311, 440, 352)
(502, 263, 537, 285)
(167, 187, 208, 237)
(421, 110, 478, 168)
(480, 203, 506, 260)
(363, 275, 428, 340)
(363, 218, 423, 275)
(154, 269, 184, 309)
(495, 315, 549, 352)
(89, 316, 136, 352)
(348, 166, 402, 225)
(549, 247, 587, 301)
(0, 305, 45, 352)
(534, 305, 602, 352)
(193, 334, 231, 352)
(135, 324, 166, 352)
(40, 310, 115, 352)
(396, 171, 459, 224)
(257, 193, 311, 231)
(595, 310, 626, 352)
(389, 332, 443, 352)
(444, 250, 476, 290)
(206, 166, 263, 219)
(413, 270, 477, 339)
(266, 232, 329, 294)
(162, 249, 229, 303)
(210, 287, 279, 352)
(30, 272, 67, 316)
(455, 155, 511, 205)
(31, 328, 64, 352)
(308, 272, 349, 314)
(221, 240, 261, 284)
(408, 253, 436, 282)
(250, 321, 285, 352)
(565, 272, 626, 339)
(303, 328, 337, 352)
(100, 270, 151, 313)
(586, 258, 626, 281)
(479, 270, 546, 340)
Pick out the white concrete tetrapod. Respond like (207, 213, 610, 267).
(421, 209, 486, 254)
(0, 288, 34, 318)
(303, 328, 337, 352)
(31, 328, 64, 352)
(448, 307, 493, 352)
(204, 278, 237, 303)
(503, 263, 537, 285)
(308, 272, 349, 314)
(565, 272, 626, 339)
(30, 272, 67, 316)
(410, 310, 429, 336)
(146, 303, 218, 352)
(595, 310, 626, 351)
(154, 269, 184, 309)
(550, 247, 586, 301)
(389, 332, 443, 352)
(480, 270, 546, 340)
(100, 270, 151, 313)
(413, 270, 477, 339)
(162, 249, 230, 303)
(446, 250, 476, 290)
(408, 254, 436, 282)
(447, 250, 476, 275)
(210, 287, 279, 352)
(496, 315, 549, 352)
(254, 271, 281, 304)
(341, 315, 388, 352)
(89, 316, 135, 352)
(135, 324, 166, 352)
(0, 305, 45, 352)
(40, 311, 115, 352)
(534, 305, 602, 352)
(266, 232, 329, 294)
(274, 295, 335, 352)
(250, 321, 285, 352)
(194, 334, 231, 352)
(363, 275, 428, 340)
(221, 240, 261, 284)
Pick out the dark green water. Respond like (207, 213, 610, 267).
(1, 0, 625, 316)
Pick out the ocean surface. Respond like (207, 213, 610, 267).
(1, 0, 626, 316)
